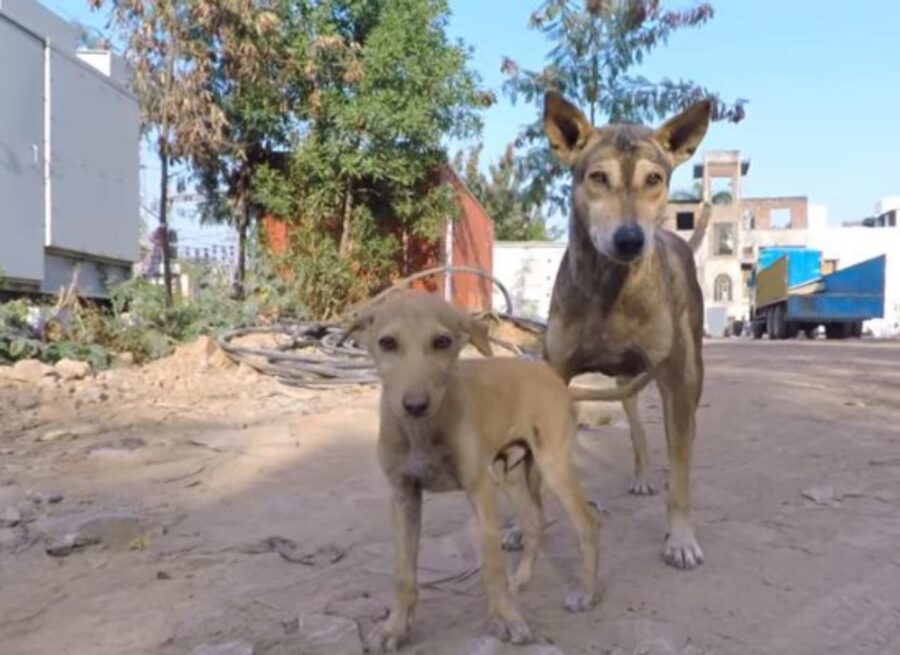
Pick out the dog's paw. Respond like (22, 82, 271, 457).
(490, 616, 532, 644)
(629, 477, 657, 496)
(563, 586, 597, 613)
(662, 531, 705, 570)
(500, 524, 524, 552)
(364, 620, 408, 653)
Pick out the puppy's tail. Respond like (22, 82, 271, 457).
(687, 202, 712, 253)
(569, 372, 652, 402)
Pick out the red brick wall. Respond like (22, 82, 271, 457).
(258, 169, 495, 313)
(440, 168, 494, 312)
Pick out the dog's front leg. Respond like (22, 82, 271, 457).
(657, 361, 704, 570)
(366, 482, 422, 652)
(470, 477, 532, 644)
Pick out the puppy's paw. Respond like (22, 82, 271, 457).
(364, 619, 408, 653)
(662, 531, 705, 570)
(500, 524, 524, 552)
(490, 616, 532, 644)
(563, 586, 597, 613)
(629, 477, 657, 496)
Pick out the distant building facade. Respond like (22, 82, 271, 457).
(664, 151, 899, 336)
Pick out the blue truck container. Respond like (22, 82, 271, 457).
(757, 247, 822, 289)
(750, 247, 886, 340)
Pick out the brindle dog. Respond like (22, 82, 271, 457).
(541, 91, 712, 570)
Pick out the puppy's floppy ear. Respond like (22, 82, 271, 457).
(655, 99, 712, 166)
(465, 315, 494, 357)
(544, 91, 594, 167)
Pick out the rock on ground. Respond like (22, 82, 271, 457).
(3, 359, 56, 384)
(296, 613, 363, 655)
(54, 359, 92, 381)
(38, 510, 146, 555)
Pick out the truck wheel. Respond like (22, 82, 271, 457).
(826, 323, 850, 339)
(851, 322, 863, 338)
(752, 320, 765, 339)
(785, 321, 799, 339)
(803, 325, 817, 339)
(770, 304, 786, 340)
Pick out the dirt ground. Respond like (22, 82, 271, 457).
(1, 338, 899, 655)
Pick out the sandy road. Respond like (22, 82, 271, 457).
(1, 339, 899, 654)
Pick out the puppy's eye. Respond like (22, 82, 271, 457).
(432, 335, 453, 350)
(378, 336, 398, 352)
(588, 170, 609, 186)
(645, 172, 663, 187)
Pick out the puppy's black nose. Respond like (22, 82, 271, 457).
(402, 391, 430, 417)
(613, 224, 645, 260)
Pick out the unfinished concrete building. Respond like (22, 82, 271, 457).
(664, 151, 811, 334)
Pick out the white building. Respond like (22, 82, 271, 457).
(0, 0, 140, 297)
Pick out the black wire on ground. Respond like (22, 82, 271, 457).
(216, 266, 547, 389)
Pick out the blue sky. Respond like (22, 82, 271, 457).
(43, 0, 900, 235)
(449, 0, 900, 223)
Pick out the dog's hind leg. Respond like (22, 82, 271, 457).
(365, 483, 422, 652)
(508, 465, 544, 594)
(619, 378, 656, 496)
(531, 424, 599, 613)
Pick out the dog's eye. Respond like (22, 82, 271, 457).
(588, 170, 609, 186)
(432, 335, 453, 350)
(645, 172, 663, 187)
(378, 336, 398, 352)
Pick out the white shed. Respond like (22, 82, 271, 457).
(0, 0, 140, 298)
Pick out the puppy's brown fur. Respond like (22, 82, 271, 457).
(352, 291, 599, 652)
(542, 91, 712, 570)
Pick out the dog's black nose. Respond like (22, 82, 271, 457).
(402, 391, 430, 417)
(613, 224, 645, 260)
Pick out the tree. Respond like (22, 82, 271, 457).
(503, 0, 747, 213)
(454, 145, 557, 241)
(91, 0, 230, 305)
(189, 2, 300, 299)
(254, 0, 491, 318)
(93, 1, 291, 301)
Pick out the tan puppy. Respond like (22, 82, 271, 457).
(349, 291, 600, 652)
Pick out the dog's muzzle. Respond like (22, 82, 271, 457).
(402, 390, 430, 418)
(612, 224, 645, 261)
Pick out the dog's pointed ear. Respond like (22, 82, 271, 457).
(655, 99, 712, 166)
(465, 315, 494, 357)
(544, 91, 594, 167)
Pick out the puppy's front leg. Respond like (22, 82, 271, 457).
(470, 477, 532, 644)
(366, 482, 422, 653)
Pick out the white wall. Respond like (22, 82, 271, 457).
(492, 242, 565, 319)
(0, 13, 44, 283)
(877, 197, 900, 214)
(806, 226, 900, 337)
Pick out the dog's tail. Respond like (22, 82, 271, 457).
(569, 372, 652, 403)
(687, 202, 712, 253)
